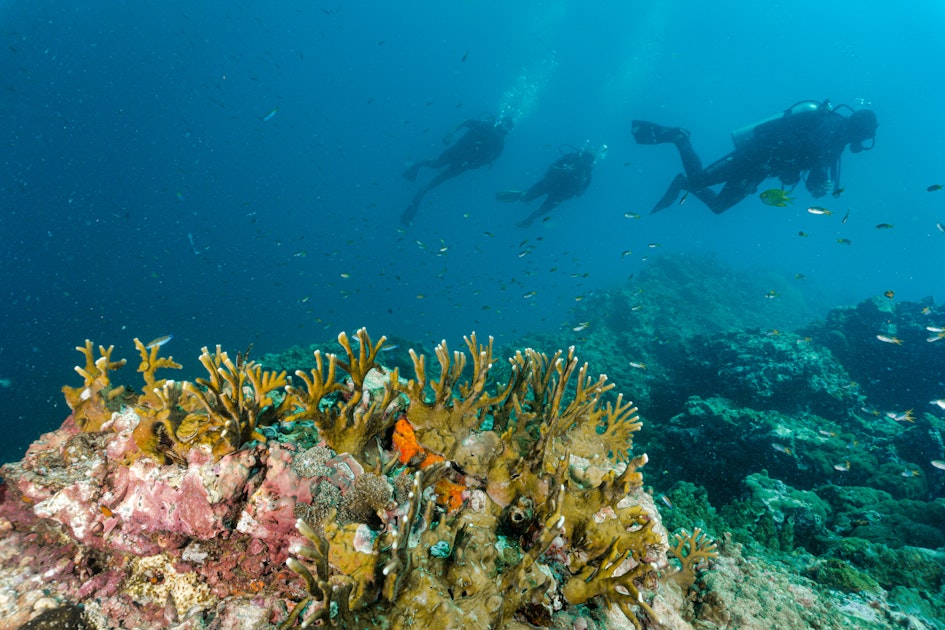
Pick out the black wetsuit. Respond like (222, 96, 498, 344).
(651, 105, 850, 214)
(402, 119, 509, 225)
(515, 151, 595, 227)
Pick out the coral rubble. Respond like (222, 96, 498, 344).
(0, 329, 669, 629)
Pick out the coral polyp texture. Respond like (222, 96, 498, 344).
(0, 329, 669, 629)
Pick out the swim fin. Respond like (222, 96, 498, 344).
(495, 190, 524, 202)
(631, 120, 689, 145)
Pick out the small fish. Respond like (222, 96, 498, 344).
(798, 231, 809, 237)
(574, 295, 585, 301)
(146, 335, 173, 349)
(623, 211, 641, 219)
(937, 223, 945, 234)
(620, 250, 632, 259)
(883, 290, 895, 299)
(836, 238, 852, 245)
(833, 461, 850, 472)
(842, 209, 850, 224)
(901, 469, 921, 478)
(760, 188, 793, 207)
(876, 335, 903, 345)
(99, 505, 115, 518)
(659, 495, 674, 509)
(523, 291, 537, 299)
(885, 409, 914, 423)
(807, 206, 832, 215)
(416, 294, 425, 299)
(771, 443, 793, 455)
(647, 242, 661, 248)
(922, 307, 932, 315)
(931, 460, 945, 470)
(679, 191, 689, 205)
(795, 273, 807, 280)
(927, 184, 943, 192)
(764, 290, 779, 299)
(766, 329, 780, 336)
(340, 273, 350, 279)
(461, 50, 469, 62)
(628, 361, 647, 370)
(875, 223, 894, 230)
(573, 322, 590, 332)
(262, 107, 279, 122)
(832, 188, 845, 197)
(928, 399, 945, 410)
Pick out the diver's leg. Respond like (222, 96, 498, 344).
(674, 137, 707, 181)
(422, 164, 464, 195)
(519, 178, 551, 203)
(400, 165, 465, 225)
(402, 159, 437, 182)
(651, 173, 688, 213)
(401, 188, 425, 225)
(516, 197, 558, 228)
(693, 178, 754, 214)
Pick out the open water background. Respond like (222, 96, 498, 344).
(2, 1, 944, 461)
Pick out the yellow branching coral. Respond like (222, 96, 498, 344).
(562, 537, 657, 630)
(403, 333, 513, 459)
(62, 340, 128, 432)
(182, 345, 287, 459)
(133, 337, 182, 409)
(282, 332, 664, 629)
(283, 329, 401, 458)
(667, 527, 719, 592)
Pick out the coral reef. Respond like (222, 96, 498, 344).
(0, 329, 668, 630)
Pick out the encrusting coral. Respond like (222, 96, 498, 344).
(5, 328, 670, 629)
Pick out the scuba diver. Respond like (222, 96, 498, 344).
(496, 147, 597, 228)
(631, 100, 878, 214)
(401, 115, 514, 226)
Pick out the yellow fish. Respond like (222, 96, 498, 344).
(759, 188, 793, 207)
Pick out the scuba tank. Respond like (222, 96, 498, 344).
(731, 100, 824, 149)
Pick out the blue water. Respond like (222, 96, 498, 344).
(2, 1, 944, 461)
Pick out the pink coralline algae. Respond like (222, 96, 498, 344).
(0, 406, 356, 629)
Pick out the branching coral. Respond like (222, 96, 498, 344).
(667, 527, 718, 592)
(182, 345, 287, 458)
(61, 340, 128, 432)
(282, 332, 665, 629)
(284, 329, 401, 459)
(562, 537, 656, 630)
(402, 333, 512, 459)
(58, 329, 666, 627)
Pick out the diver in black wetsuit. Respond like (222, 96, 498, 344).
(496, 148, 597, 227)
(401, 115, 514, 225)
(632, 100, 878, 214)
